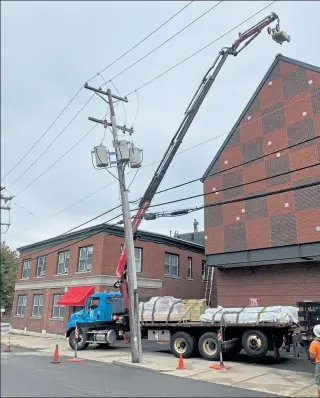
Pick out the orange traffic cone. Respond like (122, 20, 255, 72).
(50, 344, 61, 364)
(177, 354, 185, 370)
(3, 342, 11, 352)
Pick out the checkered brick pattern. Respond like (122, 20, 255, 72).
(204, 59, 320, 254)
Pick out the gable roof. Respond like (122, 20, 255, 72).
(201, 53, 320, 182)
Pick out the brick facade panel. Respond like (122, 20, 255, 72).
(246, 218, 271, 249)
(215, 262, 320, 307)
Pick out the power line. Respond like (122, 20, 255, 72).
(147, 162, 320, 210)
(147, 180, 320, 218)
(88, 1, 194, 82)
(1, 86, 84, 181)
(13, 90, 319, 234)
(5, 94, 95, 191)
(107, 1, 224, 83)
(2, 3, 193, 185)
(148, 135, 320, 200)
(125, 1, 276, 97)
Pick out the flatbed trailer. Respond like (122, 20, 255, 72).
(72, 316, 296, 361)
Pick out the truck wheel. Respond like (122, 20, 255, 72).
(198, 332, 220, 361)
(241, 329, 268, 358)
(68, 329, 89, 351)
(170, 331, 195, 358)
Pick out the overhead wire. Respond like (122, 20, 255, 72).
(125, 0, 276, 97)
(5, 94, 95, 191)
(11, 89, 319, 234)
(2, 1, 194, 186)
(107, 1, 224, 83)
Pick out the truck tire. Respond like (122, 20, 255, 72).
(170, 331, 195, 358)
(198, 332, 220, 361)
(68, 329, 89, 351)
(241, 329, 268, 358)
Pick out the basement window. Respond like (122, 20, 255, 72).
(164, 253, 179, 277)
(32, 294, 44, 317)
(16, 295, 27, 316)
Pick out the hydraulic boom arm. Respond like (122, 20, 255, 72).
(116, 12, 289, 309)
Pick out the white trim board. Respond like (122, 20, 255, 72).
(15, 275, 163, 291)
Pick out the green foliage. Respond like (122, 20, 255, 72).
(0, 241, 18, 313)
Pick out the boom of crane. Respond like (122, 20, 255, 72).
(114, 12, 290, 310)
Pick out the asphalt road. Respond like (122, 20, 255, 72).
(1, 346, 277, 397)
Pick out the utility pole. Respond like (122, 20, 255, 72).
(85, 83, 143, 363)
(1, 187, 13, 229)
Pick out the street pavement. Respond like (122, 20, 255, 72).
(1, 346, 277, 397)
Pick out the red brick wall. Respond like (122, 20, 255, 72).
(215, 261, 320, 307)
(203, 59, 320, 254)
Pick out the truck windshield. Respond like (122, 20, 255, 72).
(87, 297, 100, 310)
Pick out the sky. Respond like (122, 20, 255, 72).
(1, 0, 320, 251)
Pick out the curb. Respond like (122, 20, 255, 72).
(112, 359, 173, 373)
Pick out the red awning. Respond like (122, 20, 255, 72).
(57, 286, 94, 306)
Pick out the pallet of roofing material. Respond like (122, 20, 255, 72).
(139, 296, 206, 323)
(200, 305, 299, 325)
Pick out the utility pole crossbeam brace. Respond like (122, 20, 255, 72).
(115, 12, 287, 306)
(86, 85, 142, 363)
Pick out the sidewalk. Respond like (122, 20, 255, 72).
(1, 330, 316, 397)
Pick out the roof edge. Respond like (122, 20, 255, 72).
(17, 223, 204, 254)
(201, 53, 320, 182)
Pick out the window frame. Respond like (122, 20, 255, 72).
(187, 257, 193, 279)
(164, 253, 179, 277)
(56, 250, 70, 275)
(16, 295, 27, 316)
(36, 256, 47, 277)
(202, 260, 208, 281)
(77, 245, 93, 272)
(32, 294, 44, 318)
(51, 294, 65, 319)
(21, 259, 31, 279)
(134, 247, 143, 273)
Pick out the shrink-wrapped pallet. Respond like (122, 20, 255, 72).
(200, 305, 299, 325)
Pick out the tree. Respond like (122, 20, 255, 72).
(0, 241, 19, 314)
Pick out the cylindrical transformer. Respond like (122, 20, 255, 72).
(116, 140, 130, 162)
(129, 147, 143, 168)
(94, 145, 109, 168)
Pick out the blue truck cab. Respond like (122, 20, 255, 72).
(66, 291, 128, 350)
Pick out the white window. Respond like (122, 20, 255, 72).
(52, 294, 65, 319)
(77, 246, 93, 272)
(188, 257, 193, 279)
(21, 259, 31, 279)
(202, 261, 208, 281)
(57, 251, 70, 275)
(164, 253, 179, 277)
(36, 256, 47, 277)
(16, 295, 27, 316)
(135, 248, 142, 273)
(32, 294, 44, 317)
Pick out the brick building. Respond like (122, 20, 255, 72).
(12, 224, 205, 335)
(202, 54, 320, 307)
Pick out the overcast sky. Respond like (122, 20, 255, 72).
(1, 0, 319, 251)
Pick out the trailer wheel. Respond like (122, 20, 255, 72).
(68, 329, 89, 351)
(170, 331, 195, 358)
(242, 329, 268, 358)
(198, 332, 220, 361)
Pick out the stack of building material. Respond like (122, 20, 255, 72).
(200, 305, 299, 325)
(139, 297, 206, 322)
